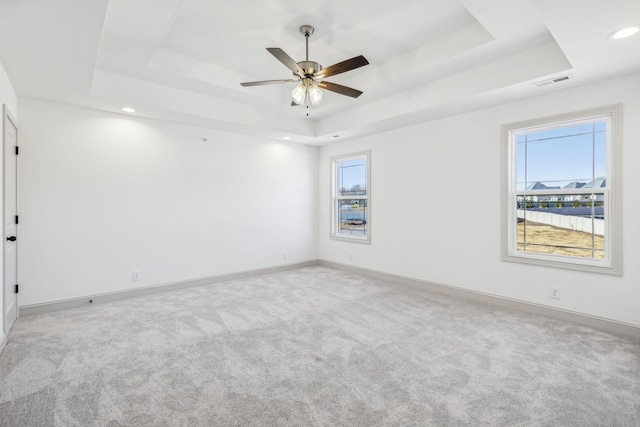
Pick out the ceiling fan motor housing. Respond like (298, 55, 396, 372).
(297, 61, 322, 77)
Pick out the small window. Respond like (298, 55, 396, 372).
(331, 151, 370, 243)
(502, 106, 621, 274)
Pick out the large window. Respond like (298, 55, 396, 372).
(502, 106, 621, 274)
(331, 151, 370, 243)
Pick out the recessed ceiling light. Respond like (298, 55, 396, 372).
(608, 26, 639, 40)
(282, 136, 291, 140)
(120, 107, 135, 113)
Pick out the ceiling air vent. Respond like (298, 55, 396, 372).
(533, 75, 572, 87)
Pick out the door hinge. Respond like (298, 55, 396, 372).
(15, 146, 19, 155)
(15, 215, 19, 224)
(15, 284, 19, 294)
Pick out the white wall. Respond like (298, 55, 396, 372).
(11, 73, 640, 328)
(0, 60, 18, 347)
(18, 99, 318, 306)
(319, 72, 640, 327)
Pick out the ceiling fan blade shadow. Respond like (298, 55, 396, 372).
(267, 48, 304, 77)
(241, 79, 296, 87)
(317, 81, 363, 98)
(315, 55, 369, 79)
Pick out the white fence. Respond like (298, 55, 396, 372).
(517, 210, 604, 236)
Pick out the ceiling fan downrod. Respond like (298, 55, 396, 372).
(300, 25, 314, 62)
(296, 26, 321, 77)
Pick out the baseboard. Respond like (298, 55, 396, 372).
(0, 332, 7, 356)
(319, 260, 640, 339)
(20, 260, 319, 317)
(19, 259, 640, 339)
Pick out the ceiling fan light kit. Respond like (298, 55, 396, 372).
(241, 25, 369, 108)
(291, 82, 307, 104)
(307, 83, 323, 105)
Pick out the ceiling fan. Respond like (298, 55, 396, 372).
(240, 25, 369, 107)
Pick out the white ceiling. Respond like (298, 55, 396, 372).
(0, 0, 638, 145)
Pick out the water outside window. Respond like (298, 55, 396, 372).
(336, 157, 368, 238)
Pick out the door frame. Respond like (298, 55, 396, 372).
(3, 103, 19, 338)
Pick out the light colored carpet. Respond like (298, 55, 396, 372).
(0, 266, 638, 426)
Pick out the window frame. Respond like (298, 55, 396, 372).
(501, 105, 622, 275)
(330, 151, 371, 244)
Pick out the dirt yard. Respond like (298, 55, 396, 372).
(517, 221, 604, 259)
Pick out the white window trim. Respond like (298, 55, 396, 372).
(330, 150, 371, 244)
(501, 105, 622, 275)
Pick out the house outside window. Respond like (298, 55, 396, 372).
(502, 105, 622, 275)
(331, 151, 370, 243)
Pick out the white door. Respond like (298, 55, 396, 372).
(3, 106, 18, 335)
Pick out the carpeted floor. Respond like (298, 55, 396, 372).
(1, 266, 639, 426)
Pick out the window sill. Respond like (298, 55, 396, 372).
(330, 234, 371, 244)
(502, 252, 622, 276)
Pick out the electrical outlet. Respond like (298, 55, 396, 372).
(132, 271, 141, 282)
(549, 286, 561, 300)
(282, 252, 287, 261)
(348, 253, 353, 262)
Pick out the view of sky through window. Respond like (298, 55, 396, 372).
(338, 158, 367, 194)
(516, 121, 606, 191)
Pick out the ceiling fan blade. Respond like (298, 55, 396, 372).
(241, 79, 296, 87)
(317, 81, 363, 98)
(315, 55, 369, 79)
(267, 48, 304, 77)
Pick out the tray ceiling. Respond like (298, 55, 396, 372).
(0, 0, 638, 144)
